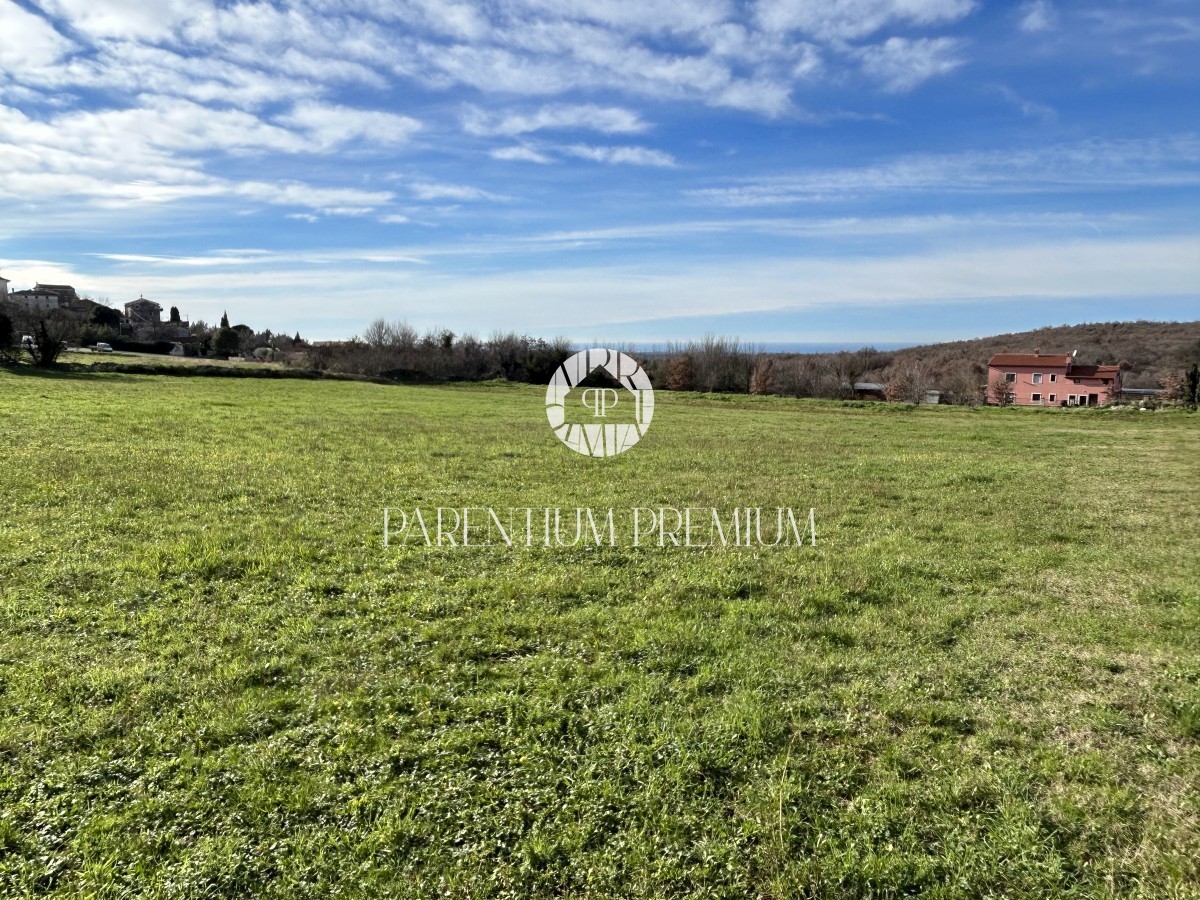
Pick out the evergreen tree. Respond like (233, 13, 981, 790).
(91, 304, 122, 328)
(220, 311, 230, 329)
(1186, 363, 1200, 407)
(213, 328, 240, 357)
(170, 306, 181, 323)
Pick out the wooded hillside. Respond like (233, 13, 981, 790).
(877, 320, 1200, 389)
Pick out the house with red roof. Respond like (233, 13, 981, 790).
(987, 351, 1121, 407)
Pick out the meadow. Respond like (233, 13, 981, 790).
(0, 367, 1197, 898)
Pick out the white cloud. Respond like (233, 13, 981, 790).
(994, 85, 1056, 121)
(235, 180, 390, 212)
(688, 137, 1200, 205)
(1018, 0, 1058, 33)
(0, 0, 74, 70)
(35, 0, 196, 40)
(276, 101, 421, 150)
(515, 0, 732, 36)
(713, 79, 794, 116)
(49, 234, 1195, 339)
(0, 99, 397, 214)
(856, 37, 965, 92)
(409, 181, 502, 201)
(490, 145, 554, 163)
(389, 18, 800, 115)
(379, 213, 410, 223)
(755, 0, 975, 41)
(306, 0, 490, 41)
(63, 96, 310, 155)
(463, 103, 648, 136)
(563, 144, 677, 167)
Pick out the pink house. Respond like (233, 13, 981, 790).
(988, 351, 1122, 407)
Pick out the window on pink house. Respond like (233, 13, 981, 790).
(1004, 372, 1016, 383)
(1031, 393, 1042, 402)
(1033, 373, 1043, 384)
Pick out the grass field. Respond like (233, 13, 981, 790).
(0, 367, 1197, 898)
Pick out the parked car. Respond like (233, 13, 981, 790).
(20, 334, 34, 348)
(94, 342, 113, 353)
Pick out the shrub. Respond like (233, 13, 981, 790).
(25, 319, 67, 368)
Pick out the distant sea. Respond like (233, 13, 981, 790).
(597, 341, 916, 354)
(756, 341, 914, 354)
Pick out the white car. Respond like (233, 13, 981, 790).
(94, 342, 113, 353)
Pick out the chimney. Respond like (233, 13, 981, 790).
(1033, 347, 1040, 356)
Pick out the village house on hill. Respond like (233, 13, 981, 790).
(5, 282, 97, 319)
(1, 278, 190, 342)
(988, 350, 1122, 407)
(124, 296, 162, 326)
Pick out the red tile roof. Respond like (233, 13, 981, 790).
(988, 353, 1072, 367)
(1066, 365, 1120, 377)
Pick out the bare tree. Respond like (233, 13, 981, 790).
(884, 361, 933, 403)
(940, 363, 986, 406)
(1158, 372, 1184, 402)
(25, 318, 69, 367)
(662, 354, 695, 391)
(749, 357, 774, 395)
(990, 376, 1015, 406)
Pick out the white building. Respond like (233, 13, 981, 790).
(8, 288, 61, 313)
(0, 273, 8, 301)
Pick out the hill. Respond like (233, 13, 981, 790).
(881, 320, 1200, 389)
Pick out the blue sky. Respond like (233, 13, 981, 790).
(0, 0, 1196, 343)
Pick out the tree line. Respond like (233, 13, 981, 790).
(4, 307, 1197, 407)
(304, 319, 573, 384)
(297, 324, 979, 402)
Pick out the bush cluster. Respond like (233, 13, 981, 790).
(301, 320, 573, 384)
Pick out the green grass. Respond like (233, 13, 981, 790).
(0, 368, 1197, 898)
